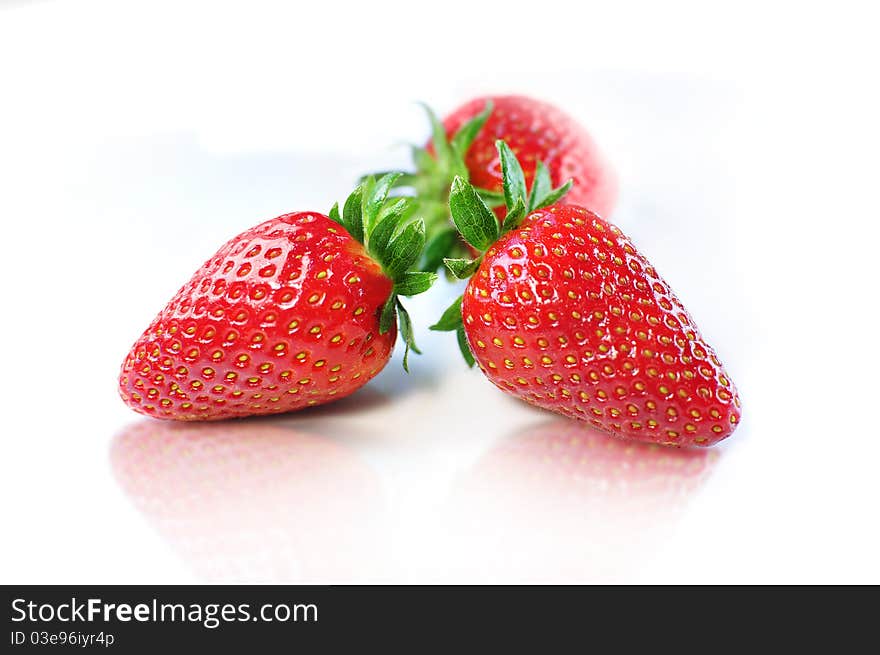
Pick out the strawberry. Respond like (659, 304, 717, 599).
(118, 175, 436, 421)
(375, 96, 616, 271)
(433, 96, 617, 217)
(432, 142, 741, 447)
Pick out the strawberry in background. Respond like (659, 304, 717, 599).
(380, 95, 617, 271)
(118, 175, 436, 421)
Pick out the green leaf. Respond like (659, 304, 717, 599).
(363, 172, 401, 233)
(375, 196, 418, 233)
(442, 257, 480, 279)
(394, 271, 437, 296)
(342, 185, 365, 243)
(448, 176, 498, 251)
(384, 219, 426, 280)
(421, 226, 458, 272)
(501, 196, 527, 233)
(430, 295, 463, 331)
(368, 212, 400, 265)
(496, 140, 527, 210)
(451, 100, 493, 158)
(456, 326, 475, 368)
(358, 170, 413, 187)
(475, 187, 507, 208)
(420, 103, 453, 172)
(533, 179, 573, 210)
(412, 145, 437, 176)
(379, 293, 397, 335)
(396, 300, 421, 372)
(328, 201, 342, 226)
(528, 160, 552, 212)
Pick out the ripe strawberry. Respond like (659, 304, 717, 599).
(434, 95, 617, 218)
(432, 143, 741, 447)
(376, 96, 616, 271)
(118, 175, 436, 421)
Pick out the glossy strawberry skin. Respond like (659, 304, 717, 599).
(461, 205, 741, 447)
(118, 212, 395, 421)
(439, 95, 617, 218)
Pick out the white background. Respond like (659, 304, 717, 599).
(1, 0, 878, 583)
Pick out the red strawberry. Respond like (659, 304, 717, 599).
(435, 95, 617, 218)
(432, 143, 741, 447)
(118, 175, 436, 421)
(375, 96, 616, 271)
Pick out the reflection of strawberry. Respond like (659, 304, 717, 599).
(118, 176, 436, 420)
(444, 420, 718, 582)
(465, 421, 717, 505)
(433, 143, 741, 447)
(110, 421, 384, 583)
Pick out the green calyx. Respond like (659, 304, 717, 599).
(364, 101, 503, 275)
(429, 140, 573, 367)
(329, 173, 438, 371)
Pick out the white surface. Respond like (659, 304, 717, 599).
(1, 0, 878, 584)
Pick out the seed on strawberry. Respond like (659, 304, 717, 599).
(118, 175, 437, 421)
(432, 142, 741, 447)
